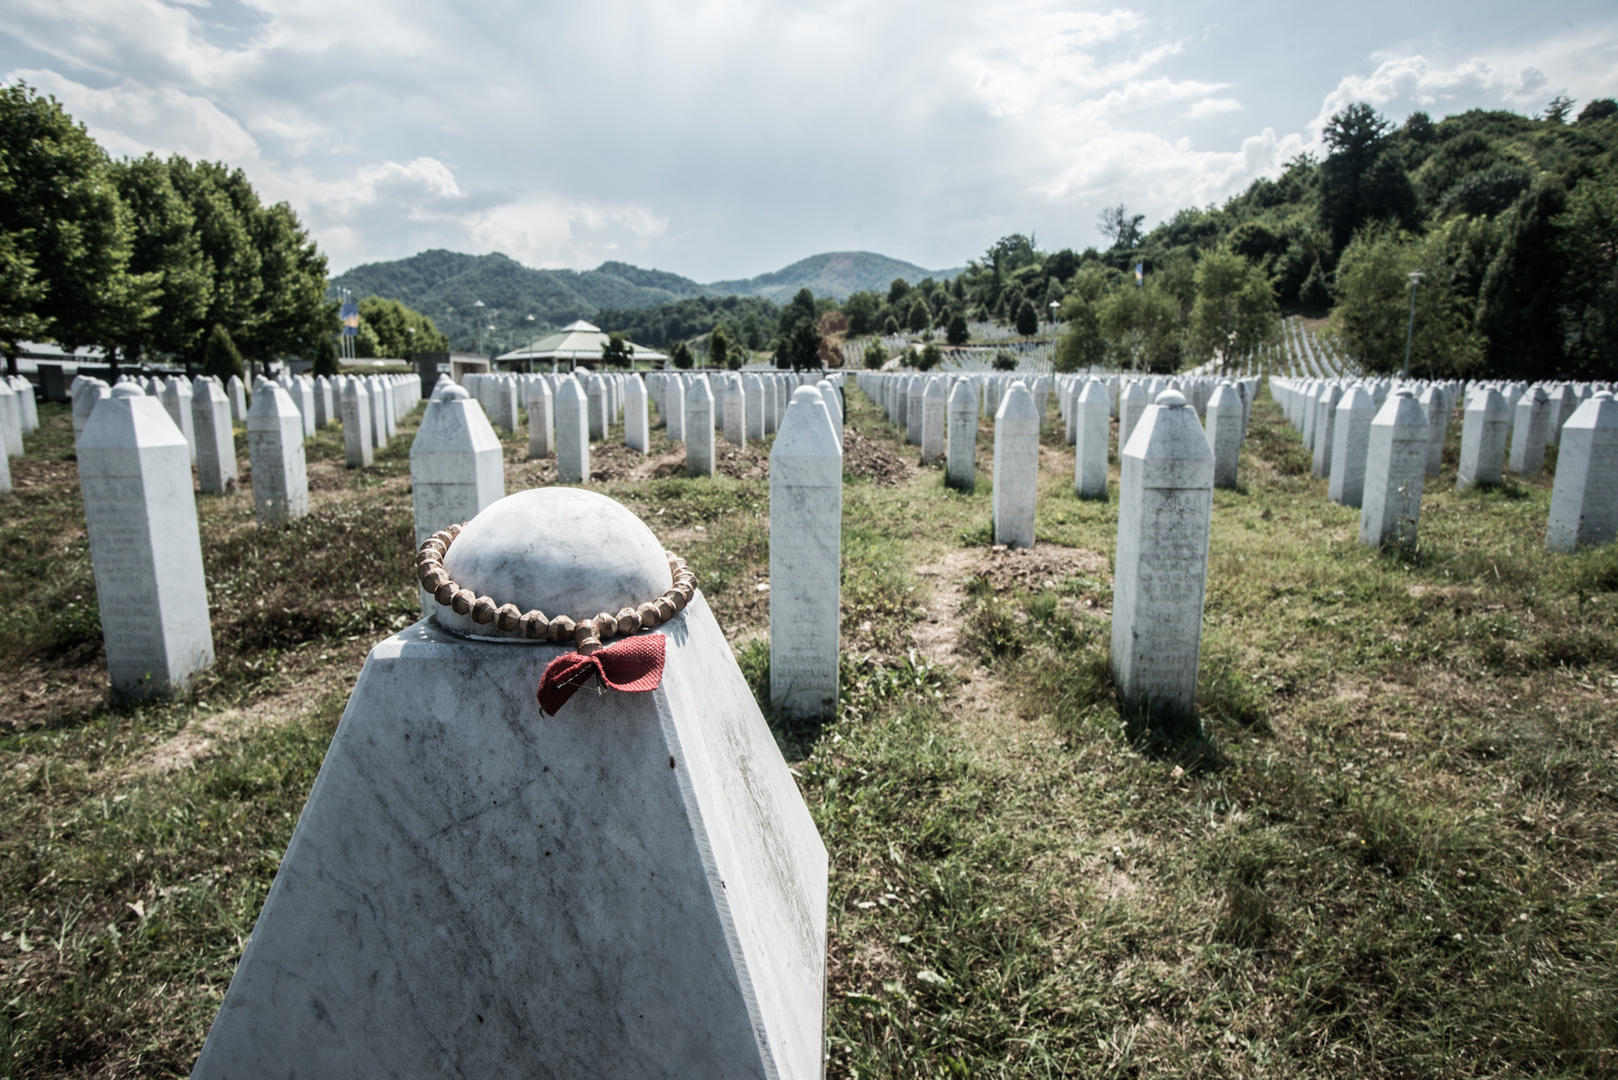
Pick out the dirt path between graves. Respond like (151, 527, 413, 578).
(912, 543, 1110, 767)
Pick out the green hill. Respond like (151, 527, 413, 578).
(328, 250, 717, 352)
(707, 250, 964, 302)
(330, 248, 965, 352)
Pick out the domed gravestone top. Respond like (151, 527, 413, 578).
(435, 488, 671, 641)
(191, 488, 828, 1080)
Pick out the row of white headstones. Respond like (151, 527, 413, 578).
(855, 368, 1262, 720)
(67, 369, 417, 697)
(1271, 376, 1618, 552)
(65, 362, 853, 719)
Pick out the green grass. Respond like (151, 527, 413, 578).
(0, 385, 1612, 1077)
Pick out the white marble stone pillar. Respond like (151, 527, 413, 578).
(992, 381, 1040, 549)
(1546, 391, 1618, 552)
(946, 378, 977, 492)
(161, 376, 198, 464)
(1073, 378, 1109, 499)
(78, 384, 213, 697)
(1457, 387, 1511, 490)
(190, 488, 827, 1080)
(410, 385, 504, 610)
(1205, 381, 1242, 491)
(192, 376, 238, 494)
(492, 378, 520, 434)
(1328, 387, 1376, 507)
(1110, 390, 1213, 723)
(248, 384, 310, 526)
(0, 380, 21, 458)
(226, 375, 247, 422)
(770, 387, 842, 720)
(665, 376, 687, 443)
(625, 376, 650, 454)
(366, 377, 388, 450)
(72, 379, 111, 442)
(527, 379, 555, 459)
(745, 374, 765, 441)
(906, 377, 925, 446)
(296, 378, 318, 438)
(1118, 380, 1146, 452)
(686, 379, 716, 477)
(1509, 387, 1551, 475)
(920, 378, 946, 465)
(722, 376, 746, 449)
(585, 376, 608, 441)
(1360, 389, 1429, 548)
(9, 375, 38, 433)
(1421, 386, 1448, 476)
(342, 378, 374, 468)
(817, 381, 842, 451)
(555, 378, 591, 483)
(1311, 384, 1342, 479)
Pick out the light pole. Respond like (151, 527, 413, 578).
(1401, 270, 1424, 379)
(473, 300, 486, 356)
(1049, 300, 1060, 327)
(525, 315, 536, 372)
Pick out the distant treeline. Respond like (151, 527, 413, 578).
(0, 82, 336, 375)
(593, 295, 779, 351)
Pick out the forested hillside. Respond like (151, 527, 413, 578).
(707, 251, 963, 303)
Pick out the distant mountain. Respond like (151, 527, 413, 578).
(328, 250, 717, 352)
(329, 248, 964, 352)
(708, 251, 964, 303)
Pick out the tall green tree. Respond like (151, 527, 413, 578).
(357, 295, 448, 359)
(1188, 249, 1279, 360)
(1334, 224, 1481, 377)
(1318, 103, 1418, 251)
(0, 83, 153, 372)
(1014, 298, 1038, 337)
(670, 341, 695, 369)
(1475, 181, 1569, 378)
(201, 323, 245, 382)
(167, 158, 263, 369)
(108, 154, 211, 369)
(1556, 163, 1618, 377)
(709, 325, 730, 369)
(1098, 285, 1182, 373)
(906, 297, 931, 333)
(311, 332, 339, 378)
(945, 309, 969, 345)
(1053, 298, 1106, 372)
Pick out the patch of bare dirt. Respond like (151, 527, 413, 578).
(968, 543, 1109, 595)
(842, 428, 911, 485)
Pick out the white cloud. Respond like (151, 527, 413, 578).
(7, 67, 260, 161)
(1186, 97, 1242, 119)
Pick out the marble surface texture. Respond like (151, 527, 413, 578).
(1457, 387, 1510, 490)
(246, 384, 309, 525)
(1360, 390, 1429, 549)
(555, 379, 591, 484)
(1546, 391, 1618, 553)
(191, 377, 237, 495)
(686, 379, 716, 477)
(1110, 391, 1213, 720)
(769, 388, 842, 720)
(341, 379, 374, 468)
(1073, 379, 1109, 499)
(191, 592, 827, 1080)
(79, 386, 213, 696)
(992, 381, 1039, 549)
(1328, 387, 1376, 508)
(1509, 388, 1550, 476)
(438, 488, 672, 636)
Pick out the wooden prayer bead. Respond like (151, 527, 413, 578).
(549, 615, 575, 642)
(451, 588, 475, 615)
(495, 603, 522, 631)
(616, 607, 640, 635)
(472, 596, 498, 624)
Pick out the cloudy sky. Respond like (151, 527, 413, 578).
(4, 0, 1617, 281)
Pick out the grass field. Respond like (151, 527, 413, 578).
(0, 378, 1612, 1077)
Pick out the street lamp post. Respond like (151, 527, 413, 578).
(1401, 271, 1425, 379)
(473, 300, 486, 356)
(1048, 300, 1060, 327)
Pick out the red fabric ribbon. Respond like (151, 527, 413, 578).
(538, 634, 667, 716)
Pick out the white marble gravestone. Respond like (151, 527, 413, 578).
(1328, 387, 1376, 508)
(161, 377, 198, 464)
(1360, 389, 1429, 549)
(411, 385, 505, 612)
(1421, 386, 1448, 476)
(1118, 380, 1146, 452)
(1546, 391, 1618, 553)
(1205, 381, 1242, 491)
(78, 385, 213, 697)
(226, 375, 247, 422)
(492, 377, 520, 434)
(665, 376, 687, 442)
(191, 376, 238, 494)
(587, 376, 608, 441)
(1073, 378, 1109, 499)
(770, 387, 842, 720)
(722, 376, 746, 450)
(295, 377, 317, 438)
(906, 377, 925, 447)
(312, 376, 331, 429)
(625, 376, 651, 454)
(555, 378, 591, 484)
(920, 378, 946, 465)
(342, 378, 374, 468)
(745, 374, 765, 441)
(817, 381, 842, 451)
(1457, 387, 1511, 490)
(72, 379, 111, 442)
(247, 384, 310, 526)
(1509, 387, 1550, 476)
(992, 381, 1040, 549)
(0, 380, 21, 458)
(1311, 384, 1342, 480)
(8, 375, 38, 434)
(527, 378, 555, 459)
(1110, 390, 1213, 722)
(946, 378, 977, 492)
(366, 376, 388, 450)
(686, 378, 716, 478)
(190, 488, 828, 1080)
